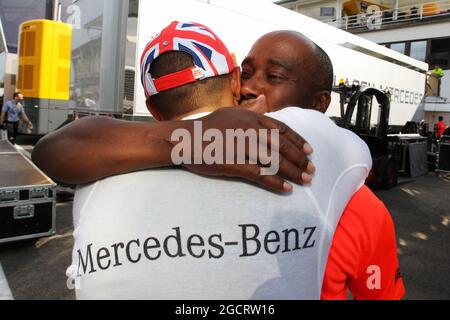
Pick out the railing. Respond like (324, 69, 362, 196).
(324, 0, 450, 32)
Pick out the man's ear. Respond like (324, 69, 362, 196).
(311, 91, 331, 113)
(145, 98, 163, 121)
(229, 67, 241, 104)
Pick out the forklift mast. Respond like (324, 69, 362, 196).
(336, 86, 391, 146)
(333, 85, 399, 189)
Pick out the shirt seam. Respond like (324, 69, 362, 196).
(316, 163, 371, 294)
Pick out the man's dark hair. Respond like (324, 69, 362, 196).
(13, 92, 22, 99)
(149, 51, 231, 120)
(439, 116, 444, 121)
(311, 44, 334, 92)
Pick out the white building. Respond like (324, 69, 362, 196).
(276, 0, 450, 127)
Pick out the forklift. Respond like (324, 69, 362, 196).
(334, 83, 399, 189)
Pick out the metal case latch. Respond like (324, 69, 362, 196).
(0, 190, 19, 202)
(14, 205, 35, 220)
(30, 188, 48, 199)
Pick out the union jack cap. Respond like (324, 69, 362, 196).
(140, 21, 235, 97)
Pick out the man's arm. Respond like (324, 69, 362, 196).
(19, 114, 33, 128)
(0, 102, 7, 126)
(321, 186, 405, 300)
(17, 104, 32, 128)
(32, 108, 313, 193)
(347, 193, 405, 300)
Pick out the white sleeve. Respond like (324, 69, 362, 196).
(267, 107, 372, 224)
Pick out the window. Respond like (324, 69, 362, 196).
(410, 40, 427, 62)
(429, 38, 450, 69)
(0, 0, 49, 53)
(383, 37, 450, 66)
(390, 42, 406, 54)
(320, 7, 335, 17)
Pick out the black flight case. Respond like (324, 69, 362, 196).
(0, 140, 56, 243)
(437, 135, 450, 175)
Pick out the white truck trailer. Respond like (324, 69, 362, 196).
(3, 0, 428, 133)
(130, 0, 428, 127)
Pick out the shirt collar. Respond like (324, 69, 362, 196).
(182, 112, 212, 120)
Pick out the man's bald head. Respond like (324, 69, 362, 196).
(241, 30, 333, 113)
(264, 31, 332, 88)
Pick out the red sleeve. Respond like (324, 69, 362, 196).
(321, 186, 405, 300)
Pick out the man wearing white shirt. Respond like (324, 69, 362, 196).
(66, 21, 371, 299)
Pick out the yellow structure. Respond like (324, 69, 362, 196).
(343, 0, 361, 16)
(423, 3, 440, 16)
(343, 0, 391, 16)
(17, 20, 72, 100)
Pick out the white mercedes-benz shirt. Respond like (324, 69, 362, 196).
(67, 107, 372, 300)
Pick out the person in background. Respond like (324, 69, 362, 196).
(431, 65, 445, 79)
(0, 92, 33, 144)
(435, 116, 447, 140)
(431, 65, 445, 97)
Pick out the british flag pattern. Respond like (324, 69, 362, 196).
(140, 21, 234, 97)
